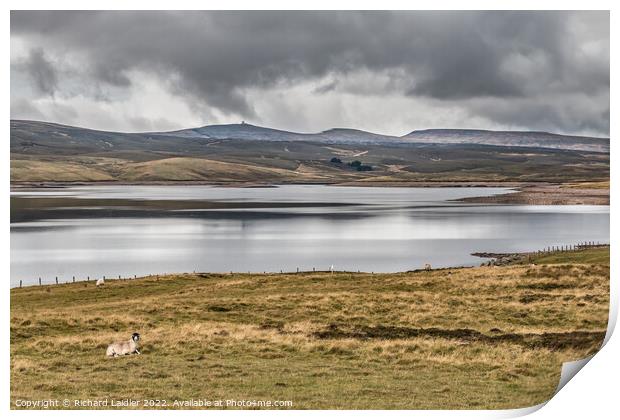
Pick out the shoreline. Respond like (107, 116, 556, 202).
(11, 246, 609, 409)
(9, 180, 529, 188)
(459, 182, 609, 205)
(10, 180, 609, 205)
(13, 244, 611, 289)
(12, 264, 485, 289)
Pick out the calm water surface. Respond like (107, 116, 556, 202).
(10, 185, 609, 286)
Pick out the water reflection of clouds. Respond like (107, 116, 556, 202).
(12, 184, 514, 204)
(10, 186, 610, 287)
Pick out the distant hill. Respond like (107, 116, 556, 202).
(12, 119, 609, 152)
(150, 123, 401, 144)
(317, 128, 401, 144)
(151, 122, 609, 152)
(152, 123, 312, 141)
(402, 129, 609, 153)
(11, 120, 156, 155)
(10, 119, 609, 184)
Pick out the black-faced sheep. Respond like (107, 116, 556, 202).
(106, 332, 141, 357)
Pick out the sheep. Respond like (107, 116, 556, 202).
(106, 332, 141, 357)
(424, 263, 432, 271)
(96, 278, 105, 287)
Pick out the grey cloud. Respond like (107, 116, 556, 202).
(47, 102, 79, 123)
(10, 10, 609, 136)
(313, 81, 338, 94)
(10, 98, 45, 120)
(127, 116, 179, 132)
(468, 92, 610, 136)
(16, 48, 58, 96)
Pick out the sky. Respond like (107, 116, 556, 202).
(10, 11, 610, 137)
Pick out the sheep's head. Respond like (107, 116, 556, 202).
(132, 332, 141, 342)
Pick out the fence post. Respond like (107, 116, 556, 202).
(55, 276, 58, 285)
(38, 277, 41, 286)
(73, 276, 75, 282)
(19, 280, 22, 288)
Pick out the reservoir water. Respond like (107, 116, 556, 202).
(10, 185, 609, 287)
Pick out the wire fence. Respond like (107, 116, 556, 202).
(16, 241, 609, 288)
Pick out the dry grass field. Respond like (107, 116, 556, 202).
(10, 248, 609, 409)
(10, 159, 115, 182)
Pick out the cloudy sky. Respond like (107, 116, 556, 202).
(10, 11, 609, 137)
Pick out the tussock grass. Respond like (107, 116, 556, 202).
(11, 255, 609, 409)
(11, 159, 114, 182)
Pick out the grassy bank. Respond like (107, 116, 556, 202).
(531, 247, 610, 265)
(10, 248, 609, 409)
(460, 183, 610, 205)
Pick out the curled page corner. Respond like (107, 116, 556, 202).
(492, 401, 548, 418)
(493, 354, 600, 419)
(554, 355, 596, 394)
(498, 277, 617, 418)
(550, 275, 617, 399)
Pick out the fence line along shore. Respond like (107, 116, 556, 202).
(15, 241, 610, 289)
(471, 241, 608, 266)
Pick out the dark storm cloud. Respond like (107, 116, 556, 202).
(10, 10, 609, 136)
(14, 47, 59, 96)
